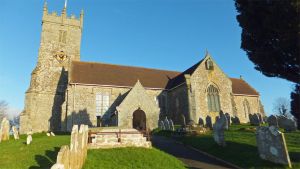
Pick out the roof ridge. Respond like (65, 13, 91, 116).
(72, 61, 181, 74)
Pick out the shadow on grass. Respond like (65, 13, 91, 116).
(290, 151, 300, 162)
(29, 147, 60, 169)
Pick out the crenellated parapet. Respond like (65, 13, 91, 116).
(42, 2, 83, 29)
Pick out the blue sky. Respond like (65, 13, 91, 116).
(0, 0, 294, 117)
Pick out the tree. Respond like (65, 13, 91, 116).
(273, 97, 290, 117)
(291, 84, 300, 129)
(235, 0, 300, 83)
(0, 100, 8, 122)
(235, 0, 300, 127)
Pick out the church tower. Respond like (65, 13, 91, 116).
(20, 2, 84, 134)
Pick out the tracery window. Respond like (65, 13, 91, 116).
(207, 85, 221, 112)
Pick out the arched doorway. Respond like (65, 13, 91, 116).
(132, 109, 146, 130)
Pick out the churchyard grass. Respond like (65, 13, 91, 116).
(0, 133, 70, 169)
(83, 147, 186, 169)
(153, 124, 300, 169)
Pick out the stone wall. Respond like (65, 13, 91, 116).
(189, 56, 233, 125)
(20, 5, 83, 134)
(51, 125, 88, 169)
(232, 95, 262, 123)
(62, 82, 163, 131)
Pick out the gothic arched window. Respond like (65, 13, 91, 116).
(243, 99, 251, 118)
(207, 85, 221, 112)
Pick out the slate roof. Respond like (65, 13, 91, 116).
(70, 61, 259, 96)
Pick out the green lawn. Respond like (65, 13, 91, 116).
(0, 133, 70, 169)
(153, 124, 300, 169)
(0, 133, 186, 169)
(83, 148, 186, 169)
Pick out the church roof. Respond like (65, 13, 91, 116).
(70, 61, 180, 89)
(230, 78, 259, 96)
(70, 61, 260, 96)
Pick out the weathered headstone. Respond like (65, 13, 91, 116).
(27, 132, 32, 145)
(169, 119, 175, 131)
(256, 126, 292, 167)
(47, 133, 51, 136)
(12, 126, 19, 140)
(181, 114, 186, 127)
(225, 113, 231, 127)
(277, 116, 297, 132)
(267, 115, 278, 127)
(51, 164, 65, 169)
(231, 116, 240, 124)
(213, 112, 228, 146)
(198, 117, 204, 127)
(249, 113, 260, 126)
(0, 117, 10, 141)
(159, 121, 165, 130)
(164, 117, 170, 130)
(51, 132, 56, 136)
(257, 113, 263, 124)
(206, 116, 212, 129)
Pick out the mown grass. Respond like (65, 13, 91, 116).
(83, 148, 186, 169)
(153, 124, 300, 169)
(0, 133, 70, 169)
(0, 133, 186, 169)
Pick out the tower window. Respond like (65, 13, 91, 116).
(207, 85, 220, 112)
(59, 30, 67, 43)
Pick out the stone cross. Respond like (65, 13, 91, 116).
(0, 117, 10, 142)
(213, 112, 228, 147)
(12, 126, 19, 140)
(256, 126, 292, 167)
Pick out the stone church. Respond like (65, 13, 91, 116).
(20, 4, 265, 134)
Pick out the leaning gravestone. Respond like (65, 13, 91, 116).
(267, 115, 278, 127)
(249, 113, 260, 126)
(277, 116, 297, 132)
(213, 112, 228, 147)
(12, 126, 19, 140)
(164, 117, 170, 130)
(256, 126, 292, 168)
(0, 117, 10, 141)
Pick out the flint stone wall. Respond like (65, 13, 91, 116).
(51, 125, 88, 169)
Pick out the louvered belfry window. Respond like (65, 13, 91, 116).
(207, 85, 221, 112)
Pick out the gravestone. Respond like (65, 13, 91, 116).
(181, 114, 186, 127)
(51, 132, 56, 136)
(256, 126, 292, 167)
(231, 116, 240, 124)
(47, 133, 51, 136)
(257, 113, 263, 124)
(213, 112, 228, 146)
(249, 113, 260, 126)
(159, 121, 165, 130)
(27, 132, 32, 145)
(12, 126, 19, 140)
(225, 113, 231, 127)
(0, 117, 10, 141)
(206, 116, 212, 129)
(198, 117, 204, 127)
(51, 164, 65, 169)
(164, 117, 170, 130)
(169, 119, 175, 131)
(267, 115, 278, 127)
(277, 116, 297, 132)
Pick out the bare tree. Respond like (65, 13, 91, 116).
(0, 100, 8, 121)
(273, 97, 291, 117)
